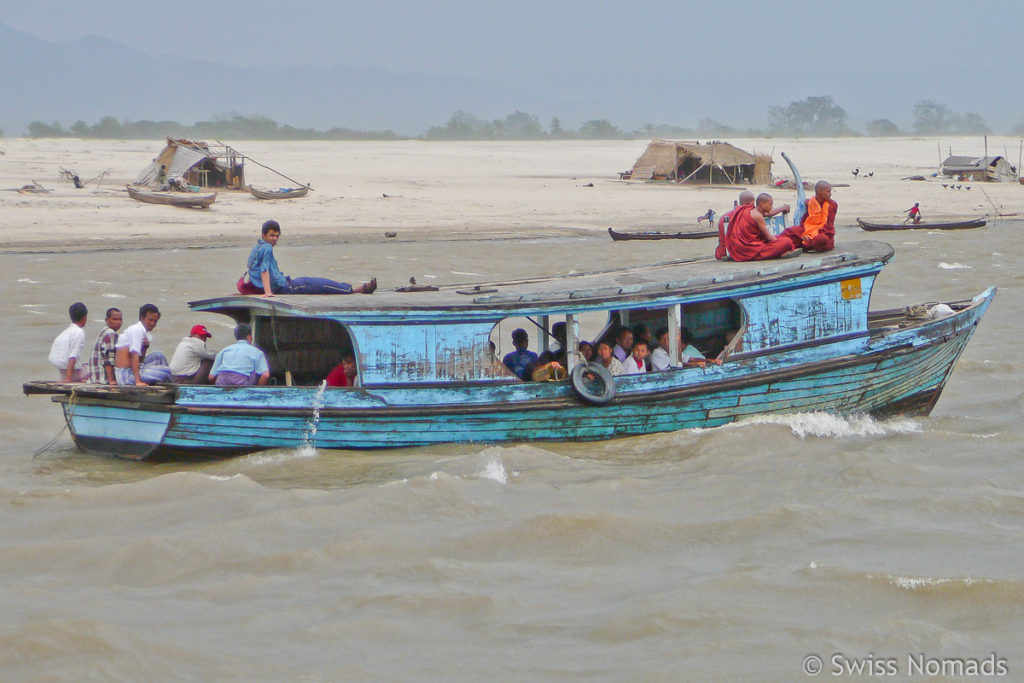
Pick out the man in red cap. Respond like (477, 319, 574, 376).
(169, 323, 217, 384)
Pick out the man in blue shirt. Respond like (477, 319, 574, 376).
(502, 328, 539, 381)
(209, 324, 271, 386)
(242, 220, 377, 297)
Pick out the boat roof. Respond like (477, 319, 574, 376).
(190, 240, 894, 317)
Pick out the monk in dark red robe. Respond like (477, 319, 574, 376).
(724, 193, 797, 262)
(780, 180, 837, 253)
(715, 191, 754, 260)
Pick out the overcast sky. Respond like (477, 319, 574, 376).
(2, 1, 1019, 131)
(1, 1, 1011, 77)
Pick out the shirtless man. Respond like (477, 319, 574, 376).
(781, 180, 837, 253)
(724, 193, 799, 261)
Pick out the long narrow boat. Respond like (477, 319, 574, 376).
(126, 185, 217, 209)
(24, 240, 994, 460)
(248, 184, 310, 200)
(608, 227, 718, 241)
(856, 217, 986, 231)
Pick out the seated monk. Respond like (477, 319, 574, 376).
(715, 192, 754, 260)
(781, 180, 836, 253)
(724, 193, 798, 262)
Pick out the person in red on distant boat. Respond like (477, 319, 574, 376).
(904, 202, 922, 224)
(724, 192, 799, 261)
(780, 180, 837, 253)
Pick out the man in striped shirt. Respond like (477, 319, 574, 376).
(87, 308, 123, 384)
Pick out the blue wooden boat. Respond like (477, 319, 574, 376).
(24, 240, 995, 460)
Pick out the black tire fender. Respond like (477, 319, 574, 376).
(570, 362, 617, 406)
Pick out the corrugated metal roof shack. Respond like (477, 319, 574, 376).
(135, 138, 246, 189)
(941, 155, 1016, 182)
(628, 140, 772, 185)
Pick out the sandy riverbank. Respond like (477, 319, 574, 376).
(1, 137, 1020, 252)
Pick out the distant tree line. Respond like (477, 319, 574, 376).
(25, 114, 402, 141)
(19, 97, 1010, 140)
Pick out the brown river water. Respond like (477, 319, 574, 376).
(2, 224, 1022, 680)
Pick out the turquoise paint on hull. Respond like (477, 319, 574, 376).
(25, 241, 994, 460)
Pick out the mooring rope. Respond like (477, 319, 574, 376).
(32, 386, 79, 458)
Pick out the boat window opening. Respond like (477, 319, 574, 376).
(253, 316, 354, 386)
(591, 301, 744, 363)
(488, 311, 608, 380)
(682, 300, 744, 359)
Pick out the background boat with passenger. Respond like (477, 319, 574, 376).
(856, 217, 987, 231)
(24, 240, 994, 460)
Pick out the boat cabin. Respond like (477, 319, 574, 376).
(190, 242, 891, 388)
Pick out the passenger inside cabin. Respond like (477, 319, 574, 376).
(502, 328, 539, 381)
(209, 323, 270, 387)
(578, 341, 594, 363)
(651, 327, 673, 371)
(612, 327, 633, 362)
(681, 327, 722, 369)
(622, 339, 649, 375)
(326, 353, 359, 387)
(596, 341, 625, 376)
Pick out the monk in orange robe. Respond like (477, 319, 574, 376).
(724, 193, 798, 262)
(781, 180, 837, 253)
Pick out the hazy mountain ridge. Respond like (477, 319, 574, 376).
(1, 22, 1019, 137)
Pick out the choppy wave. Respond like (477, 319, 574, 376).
(738, 412, 922, 439)
(938, 262, 972, 270)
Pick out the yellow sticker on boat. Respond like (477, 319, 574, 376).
(841, 278, 862, 300)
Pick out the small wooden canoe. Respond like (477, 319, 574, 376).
(248, 184, 310, 200)
(127, 185, 217, 209)
(856, 217, 986, 231)
(608, 227, 717, 241)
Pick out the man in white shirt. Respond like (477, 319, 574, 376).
(48, 302, 88, 382)
(170, 324, 217, 383)
(115, 303, 171, 386)
(622, 339, 649, 375)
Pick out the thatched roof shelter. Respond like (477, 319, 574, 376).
(629, 139, 771, 184)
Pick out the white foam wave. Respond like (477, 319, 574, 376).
(17, 278, 40, 284)
(938, 262, 972, 270)
(207, 473, 246, 482)
(477, 455, 508, 484)
(102, 293, 126, 299)
(450, 270, 481, 276)
(874, 574, 990, 590)
(242, 447, 318, 466)
(743, 412, 922, 439)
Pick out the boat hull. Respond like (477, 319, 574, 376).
(608, 227, 717, 240)
(856, 217, 986, 231)
(248, 185, 309, 200)
(49, 289, 993, 458)
(127, 185, 217, 209)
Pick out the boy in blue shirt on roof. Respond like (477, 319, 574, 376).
(240, 220, 376, 297)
